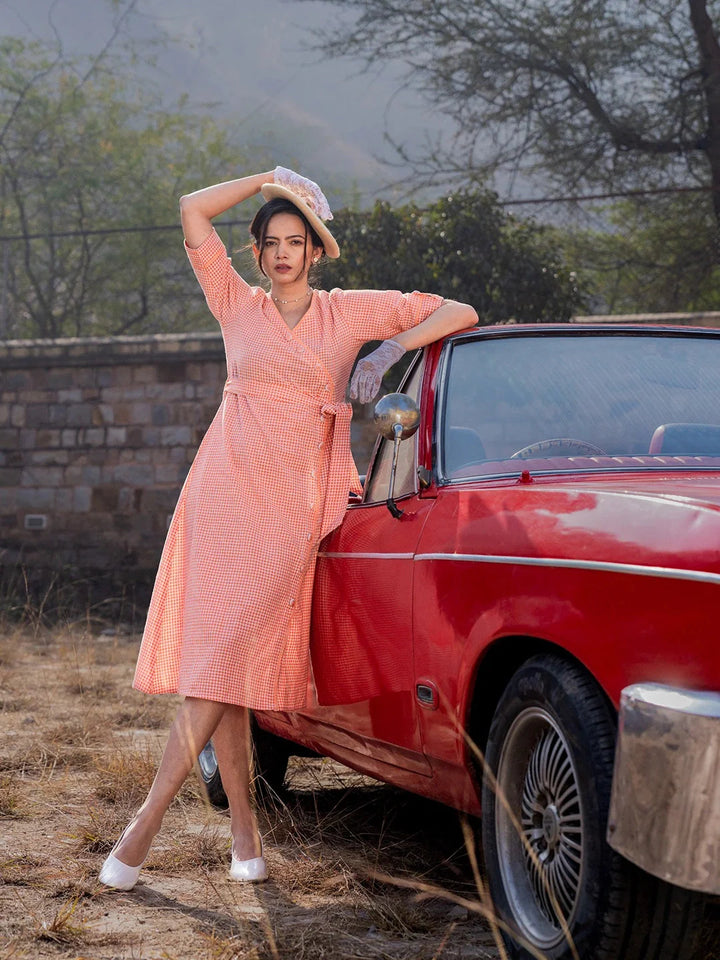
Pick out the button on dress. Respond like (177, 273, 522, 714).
(133, 228, 443, 710)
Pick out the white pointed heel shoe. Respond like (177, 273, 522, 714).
(98, 850, 145, 891)
(98, 823, 148, 891)
(229, 838, 267, 883)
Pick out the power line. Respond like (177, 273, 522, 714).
(500, 185, 710, 206)
(0, 183, 710, 242)
(0, 219, 251, 243)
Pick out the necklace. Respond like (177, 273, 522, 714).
(272, 288, 313, 304)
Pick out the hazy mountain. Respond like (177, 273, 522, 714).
(0, 0, 443, 204)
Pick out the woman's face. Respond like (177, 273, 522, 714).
(256, 212, 322, 284)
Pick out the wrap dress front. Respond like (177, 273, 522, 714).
(133, 228, 443, 710)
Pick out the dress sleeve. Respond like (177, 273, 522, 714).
(331, 288, 445, 343)
(184, 228, 253, 326)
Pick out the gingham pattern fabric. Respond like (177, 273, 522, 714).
(133, 228, 443, 709)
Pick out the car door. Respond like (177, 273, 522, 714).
(295, 354, 433, 778)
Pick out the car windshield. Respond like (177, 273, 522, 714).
(441, 331, 720, 480)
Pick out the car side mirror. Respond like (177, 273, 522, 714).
(373, 392, 420, 518)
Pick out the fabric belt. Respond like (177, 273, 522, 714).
(223, 378, 358, 538)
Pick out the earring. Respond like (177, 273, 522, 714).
(313, 257, 319, 263)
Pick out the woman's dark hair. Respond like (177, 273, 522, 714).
(249, 197, 325, 279)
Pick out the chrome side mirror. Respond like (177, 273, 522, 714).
(373, 393, 420, 518)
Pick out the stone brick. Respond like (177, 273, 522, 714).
(160, 425, 191, 446)
(0, 428, 19, 449)
(155, 463, 185, 484)
(82, 428, 106, 447)
(17, 487, 55, 511)
(133, 365, 157, 384)
(0, 468, 22, 486)
(46, 369, 82, 390)
(61, 429, 77, 447)
(0, 403, 9, 426)
(146, 383, 184, 401)
(64, 464, 101, 485)
(54, 488, 74, 512)
(130, 402, 151, 423)
(28, 449, 69, 466)
(170, 446, 191, 463)
(91, 485, 120, 511)
(25, 404, 50, 427)
(73, 487, 92, 512)
(48, 404, 69, 427)
(141, 488, 180, 513)
(101, 386, 146, 402)
(113, 463, 154, 486)
(58, 389, 82, 403)
(126, 426, 144, 446)
(22, 466, 64, 487)
(118, 487, 142, 512)
(106, 427, 127, 446)
(10, 405, 25, 427)
(151, 404, 171, 426)
(4, 371, 31, 389)
(92, 403, 114, 426)
(64, 404, 92, 427)
(33, 429, 61, 448)
(157, 361, 187, 384)
(112, 404, 133, 425)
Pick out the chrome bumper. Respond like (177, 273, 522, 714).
(607, 683, 720, 895)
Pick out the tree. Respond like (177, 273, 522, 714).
(295, 1, 720, 224)
(324, 190, 582, 323)
(560, 196, 720, 313)
(0, 35, 250, 340)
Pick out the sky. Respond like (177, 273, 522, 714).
(0, 0, 450, 205)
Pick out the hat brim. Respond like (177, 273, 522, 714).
(260, 183, 340, 259)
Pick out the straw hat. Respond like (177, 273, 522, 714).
(260, 182, 340, 259)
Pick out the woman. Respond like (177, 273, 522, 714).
(98, 167, 477, 890)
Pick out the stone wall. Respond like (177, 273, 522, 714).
(0, 332, 377, 611)
(0, 333, 228, 607)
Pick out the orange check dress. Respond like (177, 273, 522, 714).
(133, 228, 443, 710)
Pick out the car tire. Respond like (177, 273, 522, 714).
(197, 716, 294, 810)
(197, 740, 228, 809)
(481, 653, 706, 960)
(251, 714, 292, 805)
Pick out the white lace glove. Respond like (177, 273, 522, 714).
(349, 339, 406, 404)
(273, 165, 333, 220)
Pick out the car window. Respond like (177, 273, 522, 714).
(364, 353, 425, 503)
(440, 332, 720, 479)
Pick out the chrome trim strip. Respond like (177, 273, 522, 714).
(413, 552, 720, 586)
(318, 551, 414, 560)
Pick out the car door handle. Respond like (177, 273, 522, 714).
(416, 681, 439, 710)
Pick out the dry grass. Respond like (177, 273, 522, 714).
(92, 745, 159, 806)
(0, 625, 717, 960)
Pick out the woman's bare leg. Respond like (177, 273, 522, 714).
(211, 705, 261, 860)
(112, 696, 227, 867)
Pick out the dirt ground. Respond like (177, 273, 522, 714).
(0, 624, 506, 960)
(1, 625, 718, 960)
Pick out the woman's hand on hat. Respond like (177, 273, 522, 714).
(273, 165, 333, 220)
(349, 339, 407, 404)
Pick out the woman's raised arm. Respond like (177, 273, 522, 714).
(179, 171, 275, 249)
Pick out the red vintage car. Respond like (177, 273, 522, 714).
(200, 323, 720, 960)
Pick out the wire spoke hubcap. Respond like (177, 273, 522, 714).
(495, 707, 585, 949)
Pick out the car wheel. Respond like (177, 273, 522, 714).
(197, 716, 293, 809)
(481, 654, 705, 960)
(198, 740, 228, 809)
(251, 714, 293, 804)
